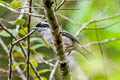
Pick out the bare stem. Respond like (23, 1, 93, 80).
(16, 0, 28, 32)
(55, 0, 65, 11)
(84, 37, 120, 47)
(26, 0, 32, 80)
(0, 23, 42, 80)
(75, 12, 120, 37)
(0, 38, 26, 80)
(13, 30, 35, 45)
(41, 0, 71, 80)
(8, 44, 14, 80)
(49, 60, 59, 80)
(83, 20, 120, 30)
(0, 3, 44, 18)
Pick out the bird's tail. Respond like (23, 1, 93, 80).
(73, 43, 95, 60)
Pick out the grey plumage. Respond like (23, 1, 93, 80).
(32, 22, 95, 59)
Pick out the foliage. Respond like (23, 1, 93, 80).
(10, 0, 22, 9)
(0, 0, 120, 80)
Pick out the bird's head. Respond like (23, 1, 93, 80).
(32, 22, 50, 32)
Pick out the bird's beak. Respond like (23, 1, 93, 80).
(32, 27, 38, 30)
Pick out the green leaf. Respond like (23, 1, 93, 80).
(38, 69, 51, 74)
(30, 38, 41, 42)
(0, 69, 2, 72)
(10, 0, 22, 9)
(30, 58, 38, 68)
(35, 78, 39, 80)
(0, 1, 9, 6)
(31, 44, 45, 50)
(0, 29, 18, 37)
(40, 38, 50, 48)
(29, 65, 34, 77)
(8, 19, 25, 26)
(35, 77, 47, 80)
(41, 77, 47, 80)
(0, 30, 10, 37)
(12, 63, 25, 70)
(15, 19, 25, 26)
(18, 27, 27, 36)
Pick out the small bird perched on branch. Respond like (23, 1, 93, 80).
(32, 22, 94, 59)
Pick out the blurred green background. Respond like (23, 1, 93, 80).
(0, 0, 120, 80)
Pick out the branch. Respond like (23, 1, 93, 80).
(13, 30, 35, 45)
(56, 13, 79, 25)
(39, 56, 54, 67)
(8, 44, 14, 80)
(84, 37, 120, 47)
(55, 0, 65, 11)
(41, 0, 71, 80)
(26, 0, 32, 80)
(18, 6, 80, 11)
(83, 20, 120, 30)
(75, 22, 89, 37)
(0, 3, 44, 18)
(65, 0, 88, 2)
(0, 23, 42, 80)
(0, 38, 9, 54)
(0, 38, 26, 80)
(49, 60, 59, 80)
(16, 0, 28, 32)
(75, 12, 120, 37)
(57, 8, 80, 10)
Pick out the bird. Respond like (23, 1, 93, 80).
(32, 22, 94, 59)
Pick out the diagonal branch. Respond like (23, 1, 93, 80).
(84, 37, 120, 47)
(13, 30, 35, 45)
(75, 12, 120, 37)
(49, 60, 59, 80)
(41, 0, 71, 80)
(0, 23, 42, 80)
(56, 13, 79, 25)
(83, 20, 120, 30)
(55, 0, 65, 11)
(0, 3, 44, 18)
(0, 38, 26, 80)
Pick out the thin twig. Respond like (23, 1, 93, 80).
(26, 0, 32, 80)
(93, 21, 107, 80)
(18, 6, 80, 10)
(0, 3, 44, 18)
(58, 8, 80, 10)
(84, 37, 120, 47)
(93, 6, 109, 19)
(56, 13, 79, 25)
(75, 12, 120, 37)
(55, 0, 65, 11)
(75, 22, 89, 37)
(0, 23, 42, 80)
(54, 0, 57, 8)
(65, 0, 88, 2)
(16, 0, 28, 32)
(39, 56, 54, 67)
(13, 30, 35, 45)
(0, 38, 26, 80)
(0, 38, 9, 54)
(17, 6, 44, 9)
(49, 60, 59, 80)
(83, 20, 120, 30)
(8, 44, 14, 80)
